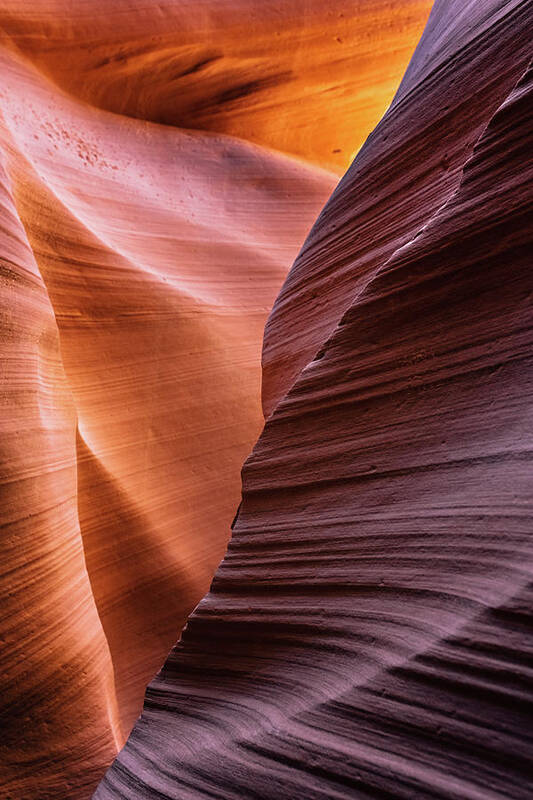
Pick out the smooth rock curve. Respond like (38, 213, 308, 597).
(0, 1, 431, 796)
(96, 1, 533, 798)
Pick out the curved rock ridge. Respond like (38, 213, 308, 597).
(0, 2, 432, 797)
(261, 0, 532, 415)
(0, 32, 333, 791)
(0, 153, 122, 798)
(0, 0, 430, 173)
(95, 1, 533, 798)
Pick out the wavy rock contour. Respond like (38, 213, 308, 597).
(95, 0, 533, 798)
(0, 1, 431, 797)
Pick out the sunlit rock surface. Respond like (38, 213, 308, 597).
(0, 1, 431, 797)
(0, 0, 430, 173)
(0, 154, 122, 800)
(95, 0, 533, 798)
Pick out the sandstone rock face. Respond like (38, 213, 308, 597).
(261, 0, 532, 414)
(95, 0, 533, 798)
(0, 2, 431, 798)
(0, 0, 430, 174)
(0, 153, 122, 800)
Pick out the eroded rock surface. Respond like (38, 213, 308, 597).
(0, 1, 431, 797)
(95, 1, 533, 798)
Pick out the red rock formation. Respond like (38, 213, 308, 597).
(0, 41, 333, 793)
(95, 0, 533, 797)
(262, 0, 532, 414)
(0, 0, 430, 173)
(0, 2, 431, 797)
(0, 155, 122, 798)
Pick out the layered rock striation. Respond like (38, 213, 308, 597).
(0, 1, 431, 797)
(96, 0, 533, 798)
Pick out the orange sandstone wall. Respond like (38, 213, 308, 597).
(0, 2, 431, 797)
(0, 0, 430, 173)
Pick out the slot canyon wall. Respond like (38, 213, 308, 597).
(95, 0, 533, 798)
(0, 1, 433, 798)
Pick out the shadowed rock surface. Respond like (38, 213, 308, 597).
(95, 0, 533, 797)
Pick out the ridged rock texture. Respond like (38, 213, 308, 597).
(0, 1, 432, 798)
(95, 0, 533, 798)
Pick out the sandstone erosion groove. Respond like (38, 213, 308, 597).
(95, 0, 533, 798)
(0, 1, 432, 798)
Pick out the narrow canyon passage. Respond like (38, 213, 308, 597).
(0, 2, 433, 797)
(3, 1, 532, 798)
(96, 0, 533, 797)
